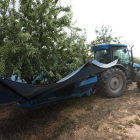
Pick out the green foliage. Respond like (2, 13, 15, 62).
(0, 0, 88, 84)
(91, 25, 122, 44)
(133, 57, 140, 65)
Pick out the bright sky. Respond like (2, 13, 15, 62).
(15, 0, 140, 58)
(60, 0, 140, 58)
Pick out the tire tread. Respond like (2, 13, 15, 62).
(98, 68, 126, 97)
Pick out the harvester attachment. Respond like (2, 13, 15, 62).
(0, 60, 117, 108)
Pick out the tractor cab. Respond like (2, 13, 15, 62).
(91, 43, 140, 87)
(91, 44, 129, 64)
(91, 44, 131, 76)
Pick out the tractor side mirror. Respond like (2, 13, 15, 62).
(124, 49, 127, 53)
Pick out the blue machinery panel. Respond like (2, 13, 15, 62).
(17, 76, 97, 108)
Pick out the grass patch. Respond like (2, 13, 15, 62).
(135, 118, 140, 125)
(125, 120, 135, 127)
(89, 121, 93, 128)
(89, 121, 101, 130)
(71, 119, 75, 124)
(125, 118, 140, 127)
(107, 108, 112, 113)
(117, 126, 123, 130)
(94, 122, 101, 130)
(120, 134, 129, 140)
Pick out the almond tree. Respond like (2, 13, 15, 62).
(0, 0, 88, 84)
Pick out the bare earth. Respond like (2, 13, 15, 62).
(1, 83, 140, 140)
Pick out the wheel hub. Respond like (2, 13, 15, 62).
(110, 77, 120, 90)
(109, 74, 123, 93)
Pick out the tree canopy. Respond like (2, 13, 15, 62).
(133, 56, 140, 65)
(0, 0, 89, 84)
(91, 25, 122, 44)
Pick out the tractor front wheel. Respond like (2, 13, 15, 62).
(99, 68, 126, 97)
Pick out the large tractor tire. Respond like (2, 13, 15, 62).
(98, 68, 126, 97)
(137, 81, 140, 89)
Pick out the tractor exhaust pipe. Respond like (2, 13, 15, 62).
(131, 45, 134, 67)
(131, 45, 134, 79)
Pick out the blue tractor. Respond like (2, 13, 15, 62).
(91, 44, 140, 97)
(0, 44, 139, 108)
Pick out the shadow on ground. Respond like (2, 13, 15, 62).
(0, 83, 140, 140)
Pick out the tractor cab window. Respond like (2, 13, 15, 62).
(94, 50, 110, 64)
(113, 47, 130, 63)
(113, 47, 130, 76)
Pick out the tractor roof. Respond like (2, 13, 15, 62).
(91, 44, 127, 51)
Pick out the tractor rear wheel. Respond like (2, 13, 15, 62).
(98, 68, 126, 97)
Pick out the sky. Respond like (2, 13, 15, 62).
(15, 0, 140, 58)
(60, 0, 140, 58)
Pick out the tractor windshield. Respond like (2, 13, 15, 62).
(112, 47, 130, 63)
(94, 50, 110, 64)
(113, 46, 130, 76)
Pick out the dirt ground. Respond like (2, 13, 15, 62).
(1, 83, 140, 140)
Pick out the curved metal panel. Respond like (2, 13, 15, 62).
(0, 60, 118, 104)
(92, 59, 118, 68)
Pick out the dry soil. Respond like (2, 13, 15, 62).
(0, 83, 140, 140)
